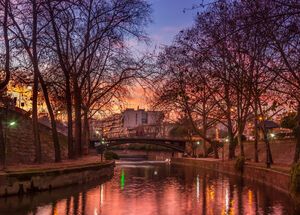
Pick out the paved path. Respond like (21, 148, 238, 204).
(0, 155, 105, 173)
(246, 161, 291, 174)
(182, 157, 291, 174)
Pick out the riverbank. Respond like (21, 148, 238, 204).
(0, 156, 114, 197)
(171, 157, 291, 194)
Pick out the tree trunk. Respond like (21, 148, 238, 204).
(0, 113, 6, 167)
(293, 103, 300, 163)
(66, 79, 74, 159)
(227, 110, 235, 159)
(238, 130, 244, 157)
(38, 76, 61, 162)
(46, 0, 73, 159)
(254, 100, 259, 162)
(212, 140, 219, 159)
(32, 0, 42, 163)
(0, 0, 10, 167)
(82, 108, 90, 155)
(228, 128, 235, 160)
(32, 73, 41, 163)
(32, 0, 61, 162)
(202, 117, 208, 157)
(73, 77, 82, 157)
(225, 84, 235, 160)
(0, 0, 10, 90)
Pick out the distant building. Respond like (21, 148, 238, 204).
(91, 108, 164, 138)
(122, 108, 164, 128)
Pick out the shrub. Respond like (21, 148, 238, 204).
(235, 156, 245, 173)
(104, 151, 119, 160)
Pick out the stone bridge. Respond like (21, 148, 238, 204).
(91, 137, 188, 152)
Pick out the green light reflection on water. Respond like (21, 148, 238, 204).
(120, 169, 125, 190)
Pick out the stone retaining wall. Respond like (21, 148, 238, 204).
(1, 108, 68, 164)
(0, 161, 114, 197)
(171, 158, 290, 194)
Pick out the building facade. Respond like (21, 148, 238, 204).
(92, 108, 164, 138)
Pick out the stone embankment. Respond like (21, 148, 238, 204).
(2, 108, 68, 164)
(171, 158, 290, 194)
(0, 156, 114, 197)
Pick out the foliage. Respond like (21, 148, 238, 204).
(235, 156, 245, 173)
(169, 117, 194, 138)
(281, 112, 298, 133)
(169, 125, 190, 138)
(104, 151, 119, 160)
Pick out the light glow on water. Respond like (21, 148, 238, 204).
(0, 163, 298, 215)
(196, 175, 200, 201)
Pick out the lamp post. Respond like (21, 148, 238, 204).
(259, 116, 272, 168)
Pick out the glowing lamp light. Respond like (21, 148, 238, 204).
(197, 141, 200, 145)
(9, 121, 16, 127)
(270, 133, 275, 138)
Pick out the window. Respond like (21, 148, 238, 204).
(142, 112, 148, 124)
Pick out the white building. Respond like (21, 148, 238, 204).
(122, 108, 163, 128)
(93, 108, 164, 138)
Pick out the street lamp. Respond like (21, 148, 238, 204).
(9, 121, 16, 127)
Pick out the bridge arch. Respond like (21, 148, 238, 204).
(93, 137, 187, 153)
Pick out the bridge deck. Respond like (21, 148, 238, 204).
(91, 136, 187, 153)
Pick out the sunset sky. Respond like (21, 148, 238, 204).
(141, 0, 199, 50)
(126, 0, 200, 110)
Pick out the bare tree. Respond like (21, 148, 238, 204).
(154, 41, 220, 158)
(7, 0, 61, 162)
(45, 0, 151, 157)
(0, 0, 11, 167)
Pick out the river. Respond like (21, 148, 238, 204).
(0, 161, 299, 215)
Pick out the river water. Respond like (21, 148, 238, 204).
(0, 161, 299, 215)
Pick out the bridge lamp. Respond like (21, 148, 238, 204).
(270, 133, 275, 138)
(197, 141, 200, 145)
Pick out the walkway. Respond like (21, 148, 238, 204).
(0, 155, 104, 174)
(181, 157, 291, 174)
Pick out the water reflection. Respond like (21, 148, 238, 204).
(0, 162, 299, 215)
(120, 169, 125, 190)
